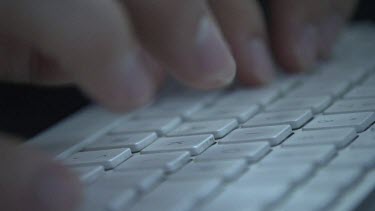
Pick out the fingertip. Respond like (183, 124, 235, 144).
(318, 15, 344, 59)
(269, 1, 321, 73)
(274, 24, 319, 73)
(164, 14, 237, 90)
(80, 51, 157, 112)
(238, 39, 276, 86)
(293, 24, 319, 71)
(192, 15, 237, 89)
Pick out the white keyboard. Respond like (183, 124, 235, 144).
(26, 23, 375, 211)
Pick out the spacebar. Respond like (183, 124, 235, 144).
(23, 106, 124, 160)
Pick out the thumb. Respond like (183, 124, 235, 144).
(0, 140, 82, 211)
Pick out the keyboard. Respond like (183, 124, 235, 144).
(26, 23, 375, 211)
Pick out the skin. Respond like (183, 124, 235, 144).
(0, 0, 358, 210)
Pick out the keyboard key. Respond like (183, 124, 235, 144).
(165, 89, 222, 102)
(267, 96, 332, 114)
(187, 105, 259, 123)
(219, 125, 292, 146)
(345, 87, 375, 99)
(170, 160, 247, 182)
(232, 175, 293, 196)
(71, 166, 104, 185)
(260, 145, 337, 166)
(133, 99, 204, 118)
(85, 132, 158, 152)
(325, 98, 375, 114)
(65, 148, 132, 170)
(200, 181, 289, 211)
(243, 110, 313, 129)
(107, 190, 137, 211)
(283, 128, 357, 148)
(329, 148, 375, 169)
(195, 142, 270, 163)
(110, 117, 181, 136)
(167, 119, 238, 138)
(130, 179, 222, 211)
(270, 77, 302, 94)
(141, 134, 214, 156)
(288, 81, 350, 98)
(315, 64, 368, 84)
(304, 112, 375, 132)
(82, 187, 137, 211)
(115, 151, 191, 174)
(94, 170, 164, 193)
(351, 126, 375, 148)
(234, 164, 315, 188)
(215, 88, 280, 106)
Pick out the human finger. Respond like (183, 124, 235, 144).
(0, 141, 82, 211)
(123, 0, 236, 89)
(209, 0, 276, 85)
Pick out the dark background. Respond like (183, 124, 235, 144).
(0, 0, 374, 139)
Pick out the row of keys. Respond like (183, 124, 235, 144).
(79, 111, 374, 159)
(65, 111, 375, 175)
(66, 128, 374, 191)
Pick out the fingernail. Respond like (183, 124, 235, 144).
(196, 16, 236, 87)
(246, 39, 275, 84)
(296, 24, 318, 70)
(319, 15, 344, 59)
(34, 165, 82, 211)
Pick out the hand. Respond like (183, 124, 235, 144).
(0, 0, 358, 210)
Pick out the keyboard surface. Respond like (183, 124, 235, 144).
(27, 24, 375, 211)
